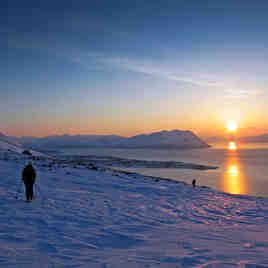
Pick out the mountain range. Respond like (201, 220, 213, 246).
(3, 131, 268, 153)
(18, 130, 210, 150)
(241, 134, 268, 143)
(205, 134, 268, 143)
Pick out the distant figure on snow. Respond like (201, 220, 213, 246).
(22, 162, 37, 201)
(192, 179, 196, 188)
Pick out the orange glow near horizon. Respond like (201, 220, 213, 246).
(2, 113, 266, 139)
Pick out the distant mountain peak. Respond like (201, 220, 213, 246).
(119, 129, 209, 149)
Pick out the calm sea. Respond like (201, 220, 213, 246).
(60, 142, 268, 198)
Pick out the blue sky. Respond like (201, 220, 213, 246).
(2, 0, 268, 137)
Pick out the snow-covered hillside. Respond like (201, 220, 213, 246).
(0, 132, 21, 147)
(0, 152, 268, 267)
(20, 130, 210, 149)
(0, 132, 46, 157)
(0, 132, 25, 153)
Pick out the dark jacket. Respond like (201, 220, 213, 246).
(22, 164, 37, 184)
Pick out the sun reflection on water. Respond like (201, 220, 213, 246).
(228, 141, 237, 150)
(222, 142, 247, 195)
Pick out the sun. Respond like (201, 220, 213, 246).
(227, 120, 238, 132)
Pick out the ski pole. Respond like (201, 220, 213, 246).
(36, 184, 42, 197)
(15, 182, 24, 199)
(36, 183, 47, 202)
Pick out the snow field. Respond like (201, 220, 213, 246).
(0, 153, 268, 267)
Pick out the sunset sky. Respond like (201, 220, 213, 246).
(2, 0, 268, 138)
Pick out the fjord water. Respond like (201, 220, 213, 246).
(61, 142, 268, 197)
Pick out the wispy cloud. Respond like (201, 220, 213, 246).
(7, 33, 263, 99)
(72, 54, 264, 99)
(96, 56, 264, 100)
(224, 88, 261, 99)
(93, 56, 227, 90)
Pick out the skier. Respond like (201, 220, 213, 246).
(22, 162, 37, 201)
(192, 179, 196, 188)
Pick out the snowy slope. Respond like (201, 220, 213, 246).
(0, 153, 268, 267)
(0, 132, 24, 152)
(0, 132, 47, 157)
(0, 132, 21, 147)
(0, 139, 23, 153)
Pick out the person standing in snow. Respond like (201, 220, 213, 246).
(22, 162, 37, 201)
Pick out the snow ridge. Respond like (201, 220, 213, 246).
(0, 132, 46, 157)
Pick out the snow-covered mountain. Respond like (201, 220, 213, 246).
(20, 130, 209, 149)
(20, 134, 127, 149)
(0, 132, 24, 153)
(120, 130, 209, 149)
(0, 132, 45, 156)
(0, 132, 21, 147)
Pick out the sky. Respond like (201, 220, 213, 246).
(2, 0, 268, 138)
